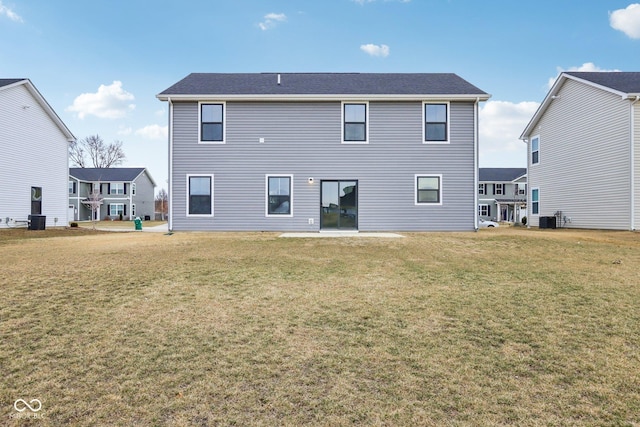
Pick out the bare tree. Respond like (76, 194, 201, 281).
(82, 186, 103, 229)
(69, 135, 126, 168)
(155, 188, 168, 220)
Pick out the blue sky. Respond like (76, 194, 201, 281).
(2, 0, 640, 191)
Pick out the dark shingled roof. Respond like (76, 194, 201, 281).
(159, 73, 488, 96)
(70, 168, 147, 182)
(0, 78, 26, 88)
(565, 72, 640, 94)
(479, 168, 527, 182)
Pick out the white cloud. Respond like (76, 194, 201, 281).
(0, 1, 23, 22)
(479, 100, 539, 166)
(547, 62, 621, 89)
(135, 124, 168, 140)
(360, 43, 390, 57)
(67, 81, 135, 119)
(610, 3, 640, 39)
(258, 12, 286, 30)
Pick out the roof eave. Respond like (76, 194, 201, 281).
(18, 79, 77, 142)
(157, 93, 491, 102)
(520, 73, 567, 140)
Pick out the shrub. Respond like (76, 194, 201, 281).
(70, 222, 78, 228)
(522, 216, 527, 226)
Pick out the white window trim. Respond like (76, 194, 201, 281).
(265, 174, 294, 217)
(478, 204, 490, 216)
(531, 187, 540, 216)
(341, 101, 369, 144)
(110, 182, 125, 195)
(186, 174, 214, 217)
(478, 183, 486, 195)
(132, 183, 136, 196)
(198, 101, 226, 144)
(531, 134, 540, 165)
(109, 203, 125, 217)
(131, 204, 136, 217)
(423, 101, 450, 144)
(414, 174, 443, 206)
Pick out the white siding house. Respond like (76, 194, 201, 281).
(0, 79, 75, 228)
(520, 72, 640, 230)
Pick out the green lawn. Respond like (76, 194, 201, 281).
(1, 228, 639, 426)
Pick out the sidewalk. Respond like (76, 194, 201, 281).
(81, 223, 169, 233)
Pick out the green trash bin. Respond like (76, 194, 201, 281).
(134, 217, 142, 231)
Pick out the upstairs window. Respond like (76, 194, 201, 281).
(424, 103, 448, 143)
(110, 183, 124, 195)
(478, 183, 486, 195)
(531, 136, 539, 165)
(494, 184, 504, 195)
(200, 103, 224, 143)
(343, 103, 367, 143)
(69, 181, 76, 194)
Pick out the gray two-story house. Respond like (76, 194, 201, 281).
(521, 72, 640, 230)
(69, 168, 156, 222)
(478, 168, 527, 223)
(157, 73, 490, 232)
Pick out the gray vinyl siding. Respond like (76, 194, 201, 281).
(170, 100, 477, 231)
(526, 79, 631, 230)
(131, 172, 156, 220)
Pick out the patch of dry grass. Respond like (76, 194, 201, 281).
(1, 228, 639, 425)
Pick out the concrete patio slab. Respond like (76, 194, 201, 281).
(279, 231, 404, 238)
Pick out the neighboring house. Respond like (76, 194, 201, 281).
(69, 168, 156, 221)
(478, 168, 527, 223)
(0, 78, 75, 229)
(157, 73, 490, 232)
(520, 72, 640, 230)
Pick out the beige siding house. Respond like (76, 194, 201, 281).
(520, 72, 640, 230)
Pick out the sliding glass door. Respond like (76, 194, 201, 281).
(321, 180, 357, 230)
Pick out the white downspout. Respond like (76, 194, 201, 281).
(474, 97, 480, 231)
(631, 96, 639, 230)
(168, 97, 174, 232)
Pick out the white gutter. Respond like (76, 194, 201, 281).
(474, 97, 480, 231)
(157, 93, 491, 102)
(631, 96, 639, 230)
(168, 97, 174, 232)
(129, 181, 133, 221)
